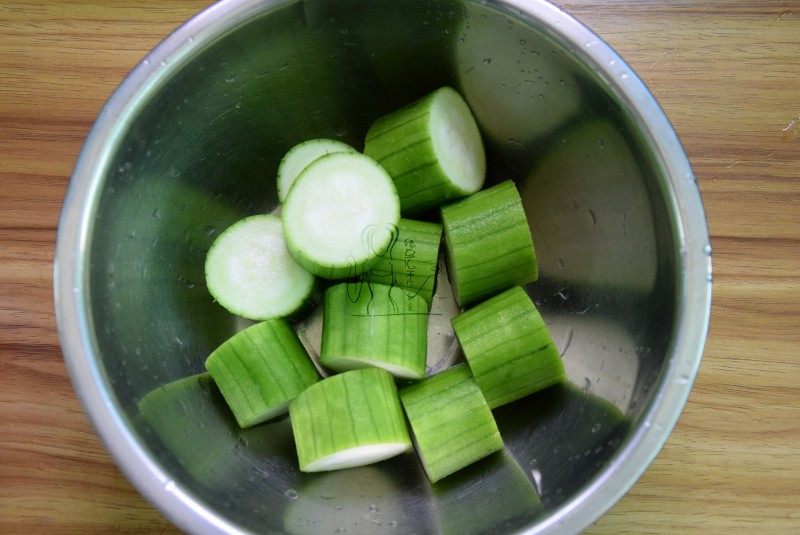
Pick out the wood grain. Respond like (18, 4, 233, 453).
(1, 1, 798, 534)
(560, 2, 800, 533)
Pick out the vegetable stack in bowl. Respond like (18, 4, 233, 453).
(154, 86, 565, 484)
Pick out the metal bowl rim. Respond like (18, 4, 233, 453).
(53, 1, 713, 534)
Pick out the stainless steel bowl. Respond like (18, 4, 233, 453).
(54, 0, 712, 533)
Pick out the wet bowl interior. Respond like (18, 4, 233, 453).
(54, 0, 712, 533)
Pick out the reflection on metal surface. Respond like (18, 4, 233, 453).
(493, 382, 628, 509)
(457, 3, 581, 148)
(527, 120, 659, 293)
(552, 316, 639, 414)
(433, 450, 543, 535)
(284, 463, 434, 535)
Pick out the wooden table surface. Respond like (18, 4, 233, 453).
(1, 1, 798, 533)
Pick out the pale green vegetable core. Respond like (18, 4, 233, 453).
(205, 214, 316, 320)
(282, 151, 400, 279)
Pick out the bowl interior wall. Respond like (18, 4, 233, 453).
(87, 0, 678, 532)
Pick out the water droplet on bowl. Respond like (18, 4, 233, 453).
(583, 377, 592, 393)
(560, 326, 574, 357)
